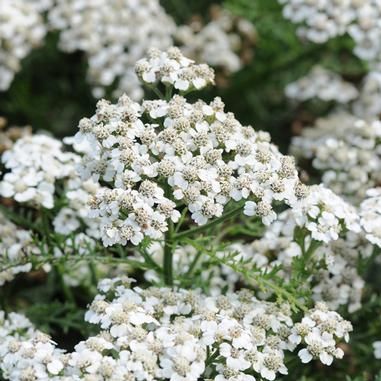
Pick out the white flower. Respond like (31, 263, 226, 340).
(373, 341, 381, 359)
(243, 201, 257, 216)
(219, 343, 251, 371)
(286, 66, 358, 104)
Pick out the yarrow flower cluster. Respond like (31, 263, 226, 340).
(0, 0, 46, 91)
(285, 66, 359, 103)
(278, 0, 381, 65)
(0, 134, 102, 237)
(290, 302, 352, 366)
(291, 117, 381, 204)
(175, 6, 256, 74)
(0, 278, 353, 381)
(48, 0, 176, 100)
(0, 311, 66, 380)
(0, 135, 78, 209)
(75, 48, 304, 246)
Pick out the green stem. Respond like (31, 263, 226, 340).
(165, 85, 173, 101)
(174, 207, 188, 234)
(205, 348, 220, 367)
(147, 85, 165, 99)
(0, 204, 40, 233)
(185, 250, 203, 277)
(174, 203, 244, 240)
(55, 263, 75, 304)
(1, 254, 152, 274)
(139, 247, 162, 274)
(89, 261, 98, 288)
(163, 221, 175, 286)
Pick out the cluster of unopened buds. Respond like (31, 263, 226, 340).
(0, 278, 352, 381)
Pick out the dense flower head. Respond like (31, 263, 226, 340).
(285, 66, 359, 103)
(0, 278, 353, 381)
(0, 134, 103, 234)
(0, 0, 46, 91)
(291, 302, 352, 366)
(74, 61, 303, 246)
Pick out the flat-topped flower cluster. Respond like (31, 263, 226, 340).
(0, 277, 352, 381)
(74, 49, 303, 246)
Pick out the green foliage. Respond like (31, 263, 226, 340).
(0, 33, 95, 138)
